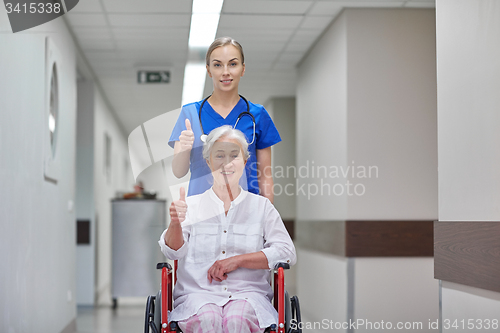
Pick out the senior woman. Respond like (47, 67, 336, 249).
(158, 125, 296, 333)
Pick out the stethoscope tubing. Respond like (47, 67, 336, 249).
(198, 94, 256, 144)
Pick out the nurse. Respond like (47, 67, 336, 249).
(169, 36, 281, 202)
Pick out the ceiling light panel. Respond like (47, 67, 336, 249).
(103, 0, 193, 13)
(85, 51, 120, 61)
(108, 14, 191, 28)
(112, 27, 188, 40)
(73, 27, 113, 39)
(300, 16, 334, 30)
(218, 14, 303, 30)
(216, 28, 295, 42)
(79, 40, 116, 51)
(330, 1, 405, 8)
(222, 1, 312, 14)
(307, 2, 344, 16)
(66, 13, 107, 27)
(71, 0, 102, 13)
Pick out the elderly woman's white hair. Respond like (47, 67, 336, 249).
(202, 125, 250, 161)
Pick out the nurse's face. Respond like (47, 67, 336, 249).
(206, 45, 245, 93)
(207, 138, 246, 188)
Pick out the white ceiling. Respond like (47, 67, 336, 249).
(66, 0, 434, 134)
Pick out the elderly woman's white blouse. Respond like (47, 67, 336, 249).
(158, 188, 296, 328)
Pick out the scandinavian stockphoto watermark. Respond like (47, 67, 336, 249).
(3, 0, 80, 33)
(291, 318, 499, 331)
(250, 160, 379, 200)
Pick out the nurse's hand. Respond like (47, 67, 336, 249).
(179, 119, 194, 152)
(207, 257, 239, 283)
(169, 187, 187, 224)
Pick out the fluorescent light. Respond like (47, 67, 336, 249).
(188, 13, 220, 48)
(192, 0, 224, 14)
(182, 0, 224, 105)
(181, 62, 207, 106)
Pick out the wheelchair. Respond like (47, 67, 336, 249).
(145, 261, 301, 333)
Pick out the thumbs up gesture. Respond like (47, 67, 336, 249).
(179, 119, 194, 152)
(170, 187, 188, 224)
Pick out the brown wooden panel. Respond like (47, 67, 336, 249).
(345, 221, 434, 257)
(434, 221, 500, 293)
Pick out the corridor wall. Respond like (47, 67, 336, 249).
(0, 13, 78, 333)
(76, 79, 131, 306)
(436, 0, 500, 326)
(295, 8, 438, 332)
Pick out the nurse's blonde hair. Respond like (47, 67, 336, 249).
(206, 37, 245, 66)
(203, 125, 250, 161)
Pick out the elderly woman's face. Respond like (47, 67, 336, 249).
(207, 137, 246, 187)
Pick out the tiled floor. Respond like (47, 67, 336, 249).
(77, 305, 146, 333)
(77, 305, 312, 333)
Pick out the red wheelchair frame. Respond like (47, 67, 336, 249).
(145, 261, 301, 333)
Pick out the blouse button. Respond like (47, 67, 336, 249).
(229, 295, 232, 298)
(224, 230, 227, 233)
(222, 251, 226, 254)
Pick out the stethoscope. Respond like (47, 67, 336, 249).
(198, 94, 256, 144)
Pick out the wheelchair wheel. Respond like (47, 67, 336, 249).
(145, 295, 157, 333)
(154, 291, 162, 332)
(144, 291, 162, 333)
(284, 291, 292, 333)
(290, 296, 302, 333)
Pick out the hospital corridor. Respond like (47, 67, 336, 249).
(2, 0, 500, 332)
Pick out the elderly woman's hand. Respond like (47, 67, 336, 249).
(207, 257, 240, 283)
(169, 187, 187, 224)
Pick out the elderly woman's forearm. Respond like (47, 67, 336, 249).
(235, 251, 269, 270)
(164, 223, 184, 250)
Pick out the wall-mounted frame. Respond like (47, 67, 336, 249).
(44, 37, 61, 183)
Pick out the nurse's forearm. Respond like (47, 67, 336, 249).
(258, 176, 274, 204)
(256, 147, 274, 203)
(235, 251, 269, 270)
(172, 141, 190, 178)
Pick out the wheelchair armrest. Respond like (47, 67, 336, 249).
(156, 262, 172, 270)
(274, 262, 290, 270)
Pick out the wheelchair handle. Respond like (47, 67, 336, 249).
(156, 262, 172, 270)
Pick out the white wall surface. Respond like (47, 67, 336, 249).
(265, 97, 297, 220)
(296, 8, 438, 333)
(296, 249, 348, 332)
(346, 9, 438, 220)
(441, 281, 500, 331)
(353, 258, 438, 333)
(93, 88, 131, 305)
(436, 0, 500, 329)
(0, 14, 77, 333)
(76, 79, 96, 305)
(437, 0, 500, 221)
(297, 12, 348, 221)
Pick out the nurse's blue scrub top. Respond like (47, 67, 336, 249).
(169, 97, 281, 197)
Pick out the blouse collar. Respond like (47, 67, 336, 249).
(209, 186, 247, 207)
